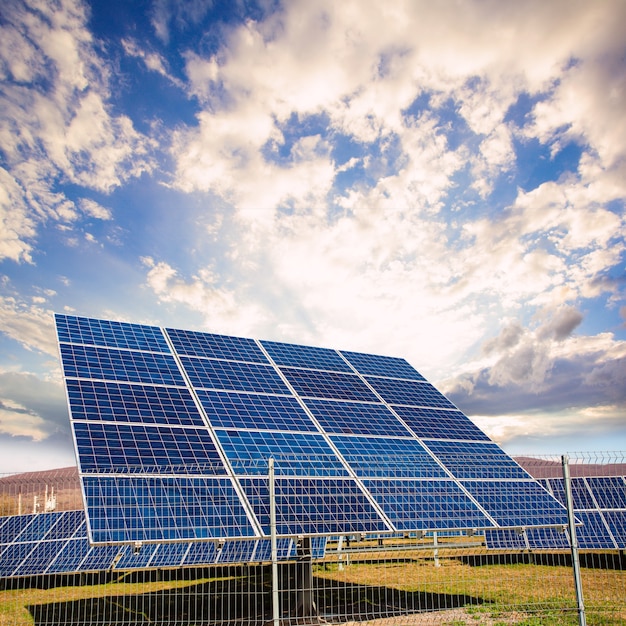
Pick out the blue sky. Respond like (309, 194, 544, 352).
(1, 0, 625, 473)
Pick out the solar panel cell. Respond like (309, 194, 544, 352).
(216, 430, 348, 476)
(330, 435, 446, 478)
(241, 477, 390, 535)
(167, 328, 268, 363)
(363, 479, 492, 531)
(392, 406, 490, 441)
(60, 344, 185, 386)
(422, 441, 530, 479)
(67, 380, 206, 426)
(83, 476, 257, 543)
(281, 368, 379, 402)
(461, 480, 569, 527)
(197, 390, 317, 431)
(181, 356, 291, 394)
(262, 340, 351, 372)
(366, 377, 456, 408)
(585, 477, 626, 509)
(56, 315, 170, 353)
(303, 399, 411, 437)
(341, 351, 426, 381)
(73, 422, 224, 473)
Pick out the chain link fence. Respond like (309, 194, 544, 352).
(1, 452, 624, 625)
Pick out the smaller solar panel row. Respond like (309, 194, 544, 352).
(0, 510, 326, 579)
(486, 475, 626, 550)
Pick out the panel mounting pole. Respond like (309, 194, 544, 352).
(269, 457, 280, 626)
(562, 455, 586, 626)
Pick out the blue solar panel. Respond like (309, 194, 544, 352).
(116, 543, 159, 569)
(363, 479, 492, 531)
(182, 541, 218, 566)
(253, 538, 296, 561)
(341, 351, 426, 381)
(181, 356, 291, 394)
(585, 477, 626, 509)
(217, 539, 257, 563)
(330, 435, 447, 478)
(83, 476, 257, 543)
(167, 328, 269, 363)
(55, 314, 573, 545)
(392, 406, 490, 441)
(422, 441, 530, 480)
(74, 422, 224, 473)
(241, 477, 391, 535)
(0, 515, 35, 543)
(261, 340, 352, 372)
(574, 510, 616, 549)
(365, 377, 456, 409)
(12, 539, 67, 576)
(55, 314, 170, 353)
(48, 538, 92, 573)
(547, 477, 598, 510)
(0, 543, 37, 577)
(484, 528, 526, 550)
(215, 430, 348, 476)
(60, 344, 185, 386)
(281, 368, 379, 402)
(197, 390, 317, 431)
(527, 526, 570, 549)
(13, 511, 62, 542)
(46, 510, 85, 540)
(80, 544, 121, 571)
(602, 510, 626, 548)
(67, 380, 206, 426)
(150, 541, 190, 567)
(303, 399, 411, 437)
(460, 480, 569, 527)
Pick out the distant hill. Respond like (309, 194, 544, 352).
(515, 456, 626, 479)
(0, 466, 81, 516)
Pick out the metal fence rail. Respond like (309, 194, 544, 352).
(0, 452, 624, 625)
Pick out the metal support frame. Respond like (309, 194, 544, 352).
(562, 455, 587, 626)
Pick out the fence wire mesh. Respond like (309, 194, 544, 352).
(0, 452, 624, 625)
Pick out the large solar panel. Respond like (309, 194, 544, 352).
(55, 314, 570, 546)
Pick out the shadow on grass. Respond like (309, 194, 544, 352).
(26, 564, 485, 626)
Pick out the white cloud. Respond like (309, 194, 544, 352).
(0, 168, 35, 263)
(121, 38, 184, 88)
(79, 198, 112, 220)
(0, 399, 48, 441)
(0, 0, 154, 264)
(0, 296, 57, 356)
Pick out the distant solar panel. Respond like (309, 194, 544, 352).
(0, 510, 311, 578)
(486, 473, 626, 550)
(55, 314, 570, 547)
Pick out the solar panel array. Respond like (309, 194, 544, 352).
(486, 475, 626, 550)
(55, 315, 569, 546)
(0, 510, 319, 579)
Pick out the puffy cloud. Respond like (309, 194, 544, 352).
(0, 294, 57, 356)
(0, 370, 69, 441)
(0, 0, 154, 264)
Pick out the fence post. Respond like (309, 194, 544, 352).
(269, 457, 280, 626)
(562, 454, 586, 626)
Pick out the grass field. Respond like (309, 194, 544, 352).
(0, 551, 624, 625)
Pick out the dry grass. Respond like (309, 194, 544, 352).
(0, 553, 624, 626)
